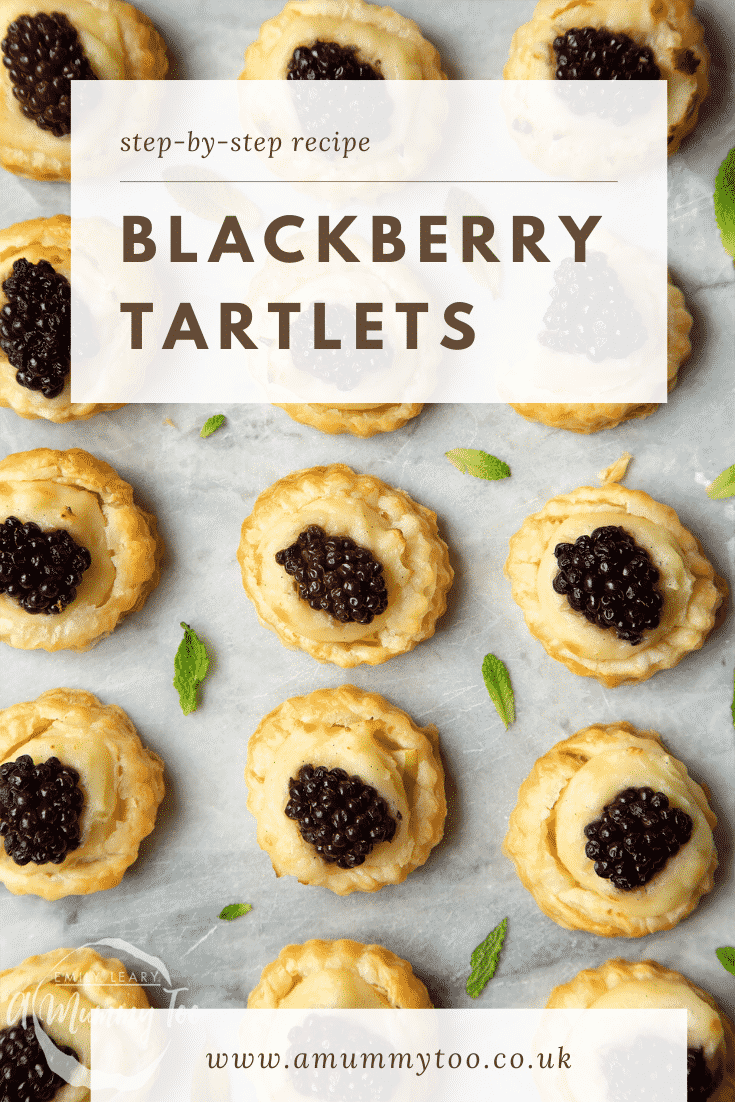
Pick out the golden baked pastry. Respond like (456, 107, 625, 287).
(0, 215, 124, 422)
(0, 0, 168, 181)
(504, 481, 726, 687)
(0, 946, 150, 1102)
(237, 463, 453, 667)
(504, 0, 709, 156)
(503, 722, 717, 937)
(240, 0, 446, 81)
(0, 688, 164, 900)
(246, 684, 445, 895)
(510, 277, 692, 433)
(274, 403, 424, 437)
(546, 959, 735, 1102)
(0, 447, 162, 651)
(248, 938, 431, 1008)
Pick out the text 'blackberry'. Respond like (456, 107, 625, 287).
(584, 785, 693, 891)
(276, 525, 388, 625)
(285, 765, 398, 869)
(0, 517, 92, 615)
(553, 525, 663, 645)
(1, 12, 97, 137)
(1, 257, 71, 398)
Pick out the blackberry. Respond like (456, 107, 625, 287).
(0, 1018, 77, 1102)
(688, 1046, 720, 1102)
(0, 516, 92, 615)
(539, 252, 647, 363)
(275, 525, 388, 625)
(1, 12, 97, 137)
(1, 258, 70, 398)
(285, 764, 398, 869)
(286, 1015, 394, 1101)
(290, 305, 392, 392)
(583, 786, 693, 891)
(0, 753, 83, 865)
(287, 40, 383, 81)
(553, 525, 663, 645)
(553, 27, 661, 81)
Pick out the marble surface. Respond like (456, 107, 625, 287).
(0, 0, 733, 1020)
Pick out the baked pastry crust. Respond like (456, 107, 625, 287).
(274, 403, 424, 437)
(503, 0, 709, 156)
(503, 722, 717, 937)
(248, 938, 431, 1008)
(246, 684, 445, 894)
(0, 447, 162, 651)
(504, 482, 727, 686)
(546, 959, 735, 1102)
(0, 946, 150, 1102)
(237, 463, 453, 667)
(0, 688, 164, 899)
(0, 0, 168, 181)
(240, 0, 446, 81)
(0, 216, 124, 422)
(509, 277, 692, 433)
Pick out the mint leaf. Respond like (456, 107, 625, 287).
(482, 654, 515, 729)
(716, 947, 735, 977)
(219, 903, 252, 921)
(174, 622, 210, 715)
(467, 918, 508, 998)
(200, 414, 225, 438)
(707, 464, 735, 499)
(714, 148, 735, 258)
(446, 449, 510, 480)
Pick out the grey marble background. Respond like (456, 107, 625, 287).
(0, 1, 733, 1019)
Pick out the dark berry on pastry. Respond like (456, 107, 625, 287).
(0, 257, 70, 398)
(0, 1018, 77, 1100)
(290, 306, 393, 390)
(287, 40, 382, 81)
(687, 1045, 720, 1102)
(0, 516, 92, 614)
(276, 525, 388, 624)
(0, 753, 84, 866)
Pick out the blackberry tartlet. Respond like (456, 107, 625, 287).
(503, 723, 717, 937)
(237, 464, 452, 667)
(545, 960, 735, 1102)
(247, 939, 431, 1008)
(0, 216, 124, 422)
(240, 0, 446, 81)
(0, 689, 164, 899)
(0, 447, 162, 652)
(509, 275, 692, 433)
(504, 480, 726, 687)
(0, 946, 151, 1098)
(504, 0, 709, 156)
(245, 685, 445, 894)
(0, 0, 168, 181)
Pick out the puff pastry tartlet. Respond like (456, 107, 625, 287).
(0, 447, 162, 651)
(504, 481, 726, 687)
(503, 722, 717, 937)
(274, 403, 424, 438)
(237, 464, 453, 667)
(546, 959, 735, 1102)
(0, 215, 124, 422)
(509, 277, 692, 434)
(0, 946, 150, 1101)
(0, 0, 168, 181)
(504, 0, 709, 156)
(248, 938, 431, 1008)
(246, 685, 445, 895)
(240, 0, 446, 81)
(0, 688, 164, 900)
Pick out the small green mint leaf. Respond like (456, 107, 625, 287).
(174, 622, 210, 715)
(467, 917, 508, 998)
(482, 654, 515, 729)
(714, 148, 735, 258)
(446, 449, 510, 481)
(219, 903, 252, 921)
(200, 414, 226, 438)
(707, 464, 735, 499)
(716, 947, 735, 977)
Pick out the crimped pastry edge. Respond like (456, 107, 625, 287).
(274, 403, 424, 437)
